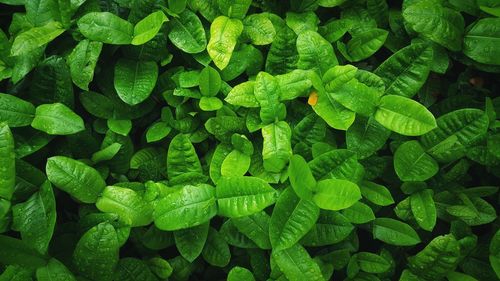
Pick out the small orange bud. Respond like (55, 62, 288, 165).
(308, 91, 318, 106)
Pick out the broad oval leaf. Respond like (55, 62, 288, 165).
(232, 211, 272, 249)
(96, 185, 153, 227)
(420, 108, 489, 162)
(199, 65, 221, 97)
(374, 95, 437, 136)
(225, 81, 259, 107)
(36, 258, 77, 281)
(308, 149, 363, 182)
(132, 11, 168, 45)
(297, 30, 338, 76)
(272, 243, 325, 281)
(313, 179, 361, 211)
(360, 181, 394, 206)
(77, 12, 134, 45)
(216, 176, 277, 218)
(463, 18, 500, 66)
(168, 10, 207, 54)
(73, 222, 119, 281)
(207, 16, 244, 70)
(346, 117, 391, 159)
(67, 40, 103, 91)
(221, 150, 251, 177)
(410, 189, 436, 231)
(31, 103, 84, 135)
(403, 1, 464, 51)
(114, 59, 158, 105)
(11, 21, 64, 56)
(354, 252, 391, 274)
(243, 13, 276, 45)
(288, 155, 316, 200)
(372, 217, 421, 246)
(174, 223, 209, 262)
(262, 121, 292, 173)
(0, 94, 35, 127)
(46, 156, 106, 203)
(394, 140, 439, 182)
(374, 43, 433, 98)
(167, 133, 202, 180)
(270, 188, 320, 251)
(301, 210, 354, 246)
(202, 227, 231, 267)
(0, 235, 47, 268)
(339, 28, 388, 62)
(228, 266, 256, 281)
(153, 184, 217, 231)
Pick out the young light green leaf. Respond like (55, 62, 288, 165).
(107, 119, 132, 136)
(338, 28, 388, 62)
(216, 176, 277, 218)
(46, 156, 106, 203)
(341, 201, 376, 224)
(228, 266, 256, 281)
(91, 143, 122, 163)
(207, 16, 244, 70)
(96, 185, 153, 227)
(31, 103, 84, 135)
(410, 189, 436, 232)
(77, 12, 134, 45)
(0, 94, 35, 127)
(288, 155, 316, 200)
(374, 95, 437, 136)
(11, 21, 65, 56)
(272, 243, 325, 281)
(199, 65, 221, 97)
(243, 13, 276, 45)
(221, 150, 251, 177)
(225, 81, 259, 107)
(132, 11, 168, 45)
(394, 140, 439, 182)
(372, 218, 421, 246)
(313, 179, 361, 210)
(262, 121, 292, 173)
(114, 59, 158, 105)
(218, 0, 252, 19)
(154, 184, 217, 231)
(270, 188, 320, 251)
(360, 181, 394, 206)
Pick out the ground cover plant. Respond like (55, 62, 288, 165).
(0, 0, 499, 280)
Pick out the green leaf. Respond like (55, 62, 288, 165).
(207, 16, 244, 70)
(410, 189, 436, 231)
(221, 150, 251, 177)
(36, 258, 77, 281)
(403, 1, 464, 51)
(408, 234, 460, 280)
(91, 143, 122, 163)
(0, 234, 47, 268)
(394, 140, 439, 182)
(272, 243, 325, 281)
(132, 11, 168, 45)
(0, 124, 15, 201)
(114, 59, 158, 105)
(232, 211, 272, 249)
(447, 271, 479, 281)
(464, 18, 500, 66)
(374, 43, 433, 98)
(146, 122, 171, 143)
(114, 258, 159, 281)
(216, 176, 277, 218)
(96, 185, 153, 227)
(355, 252, 391, 274)
(202, 227, 231, 267)
(297, 31, 338, 76)
(218, 0, 251, 19)
(0, 94, 34, 127)
(262, 121, 292, 173)
(341, 201, 376, 224)
(228, 266, 256, 281)
(360, 181, 394, 206)
(338, 28, 388, 62)
(77, 12, 134, 45)
(73, 222, 119, 281)
(301, 210, 354, 246)
(372, 218, 421, 246)
(270, 188, 320, 251)
(308, 149, 363, 182)
(46, 156, 106, 203)
(346, 116, 391, 159)
(420, 109, 489, 162)
(254, 72, 286, 124)
(31, 103, 84, 135)
(243, 13, 276, 45)
(153, 184, 217, 231)
(288, 155, 316, 200)
(199, 66, 221, 97)
(107, 119, 132, 136)
(313, 179, 361, 211)
(167, 134, 202, 180)
(490, 229, 500, 279)
(225, 81, 259, 107)
(12, 181, 55, 255)
(374, 95, 437, 136)
(174, 223, 209, 262)
(168, 9, 207, 54)
(67, 40, 103, 91)
(11, 21, 64, 56)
